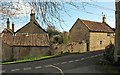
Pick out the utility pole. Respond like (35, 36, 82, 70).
(114, 0, 120, 62)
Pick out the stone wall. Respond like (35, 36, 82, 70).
(52, 42, 86, 55)
(16, 22, 47, 34)
(69, 19, 89, 42)
(2, 43, 12, 62)
(1, 42, 50, 61)
(89, 32, 115, 51)
(0, 39, 2, 62)
(13, 46, 50, 60)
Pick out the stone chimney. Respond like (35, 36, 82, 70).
(102, 15, 106, 23)
(30, 9, 35, 22)
(7, 18, 10, 29)
(12, 22, 14, 32)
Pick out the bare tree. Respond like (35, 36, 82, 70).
(0, 0, 113, 30)
(0, 0, 85, 30)
(0, 0, 30, 30)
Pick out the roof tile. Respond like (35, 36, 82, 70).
(81, 19, 114, 32)
(13, 33, 50, 46)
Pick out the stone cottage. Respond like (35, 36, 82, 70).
(0, 25, 14, 61)
(69, 15, 115, 51)
(0, 10, 50, 61)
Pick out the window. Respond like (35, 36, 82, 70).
(107, 33, 110, 36)
(100, 41, 102, 45)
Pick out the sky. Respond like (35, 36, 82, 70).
(0, 0, 116, 32)
(58, 1, 115, 31)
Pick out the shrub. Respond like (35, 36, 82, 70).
(103, 43, 115, 64)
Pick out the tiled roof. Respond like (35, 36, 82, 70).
(81, 19, 114, 33)
(0, 33, 13, 46)
(0, 28, 13, 46)
(2, 28, 13, 34)
(0, 29, 50, 47)
(15, 21, 47, 34)
(13, 33, 50, 46)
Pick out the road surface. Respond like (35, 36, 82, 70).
(1, 50, 119, 74)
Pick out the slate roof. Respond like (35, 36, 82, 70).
(13, 33, 50, 46)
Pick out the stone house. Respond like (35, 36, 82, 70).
(0, 28, 14, 61)
(69, 15, 115, 51)
(13, 33, 50, 60)
(0, 11, 50, 61)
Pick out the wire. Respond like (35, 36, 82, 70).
(66, 1, 115, 18)
(79, 8, 114, 18)
(83, 2, 115, 11)
(76, 2, 115, 18)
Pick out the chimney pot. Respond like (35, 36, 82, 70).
(102, 15, 106, 23)
(12, 22, 14, 32)
(7, 18, 10, 29)
(30, 9, 35, 22)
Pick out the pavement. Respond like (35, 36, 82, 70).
(1, 50, 119, 74)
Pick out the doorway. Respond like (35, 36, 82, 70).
(87, 43, 89, 52)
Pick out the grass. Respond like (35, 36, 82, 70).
(0, 52, 76, 65)
(0, 51, 101, 65)
(1, 56, 54, 65)
(1, 52, 82, 65)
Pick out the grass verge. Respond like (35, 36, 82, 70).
(1, 52, 86, 65)
(1, 56, 54, 65)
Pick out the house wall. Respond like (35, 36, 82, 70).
(2, 43, 12, 61)
(13, 46, 50, 60)
(70, 19, 89, 43)
(16, 22, 46, 34)
(89, 32, 115, 51)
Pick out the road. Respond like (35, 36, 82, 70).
(1, 50, 118, 74)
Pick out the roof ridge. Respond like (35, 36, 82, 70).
(15, 22, 31, 33)
(2, 28, 13, 34)
(33, 21, 47, 33)
(81, 19, 102, 24)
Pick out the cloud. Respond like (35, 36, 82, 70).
(0, 0, 32, 17)
(12, 0, 32, 17)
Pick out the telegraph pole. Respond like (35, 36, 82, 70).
(114, 0, 120, 62)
